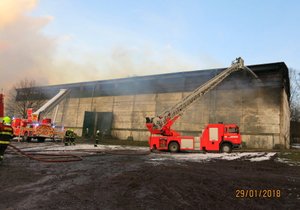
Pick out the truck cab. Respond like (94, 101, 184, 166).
(200, 124, 241, 153)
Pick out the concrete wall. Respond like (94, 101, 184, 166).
(291, 121, 300, 143)
(38, 62, 290, 149)
(46, 80, 289, 149)
(280, 88, 290, 148)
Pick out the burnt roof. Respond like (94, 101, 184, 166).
(17, 61, 290, 100)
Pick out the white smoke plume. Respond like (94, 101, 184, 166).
(0, 0, 219, 93)
(0, 0, 54, 90)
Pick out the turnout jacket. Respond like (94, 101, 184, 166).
(0, 123, 13, 144)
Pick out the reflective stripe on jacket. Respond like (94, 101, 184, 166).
(0, 131, 13, 136)
(0, 124, 13, 143)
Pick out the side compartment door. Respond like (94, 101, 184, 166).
(206, 127, 220, 150)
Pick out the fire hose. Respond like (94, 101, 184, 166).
(8, 144, 83, 163)
(7, 144, 151, 163)
(80, 149, 151, 156)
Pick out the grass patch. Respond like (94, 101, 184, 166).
(277, 150, 300, 162)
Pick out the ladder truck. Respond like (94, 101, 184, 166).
(12, 89, 70, 142)
(146, 57, 257, 153)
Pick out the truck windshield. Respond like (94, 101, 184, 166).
(227, 127, 239, 133)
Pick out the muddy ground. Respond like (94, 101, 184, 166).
(0, 142, 299, 210)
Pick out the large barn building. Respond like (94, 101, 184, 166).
(19, 61, 290, 149)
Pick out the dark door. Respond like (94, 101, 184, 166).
(82, 111, 113, 138)
(82, 111, 96, 138)
(96, 112, 113, 137)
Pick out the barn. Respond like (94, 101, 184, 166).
(18, 61, 290, 149)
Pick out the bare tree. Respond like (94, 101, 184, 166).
(289, 68, 300, 122)
(5, 79, 47, 118)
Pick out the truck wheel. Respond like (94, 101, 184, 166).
(23, 133, 31, 142)
(221, 143, 232, 153)
(150, 145, 157, 152)
(168, 142, 179, 153)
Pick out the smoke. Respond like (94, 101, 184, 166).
(0, 0, 36, 28)
(0, 0, 220, 93)
(95, 45, 200, 79)
(0, 0, 54, 91)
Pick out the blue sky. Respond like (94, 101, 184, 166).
(31, 0, 299, 69)
(0, 0, 299, 88)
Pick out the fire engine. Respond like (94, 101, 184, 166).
(12, 89, 70, 142)
(146, 57, 257, 153)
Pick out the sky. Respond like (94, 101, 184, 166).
(0, 0, 299, 91)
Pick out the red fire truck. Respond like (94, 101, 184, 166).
(146, 57, 257, 153)
(12, 115, 56, 142)
(12, 89, 69, 142)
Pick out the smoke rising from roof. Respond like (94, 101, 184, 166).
(0, 0, 220, 93)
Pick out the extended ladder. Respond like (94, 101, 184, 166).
(33, 89, 70, 120)
(151, 57, 251, 129)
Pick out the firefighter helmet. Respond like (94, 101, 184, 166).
(2, 116, 11, 125)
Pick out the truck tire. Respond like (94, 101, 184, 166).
(150, 145, 157, 152)
(169, 142, 180, 153)
(221, 143, 232, 153)
(23, 132, 31, 142)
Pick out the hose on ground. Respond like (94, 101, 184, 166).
(101, 149, 151, 156)
(62, 149, 151, 156)
(8, 144, 83, 163)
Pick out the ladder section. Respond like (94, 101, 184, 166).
(34, 89, 71, 119)
(153, 58, 245, 129)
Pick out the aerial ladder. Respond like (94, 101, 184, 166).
(33, 89, 70, 121)
(146, 57, 257, 152)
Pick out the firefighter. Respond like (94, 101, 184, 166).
(0, 116, 13, 162)
(69, 129, 76, 145)
(94, 130, 100, 147)
(64, 129, 76, 146)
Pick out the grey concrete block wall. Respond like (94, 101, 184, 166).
(46, 87, 289, 149)
(280, 89, 290, 148)
(36, 62, 290, 149)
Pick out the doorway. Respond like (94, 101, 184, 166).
(82, 111, 113, 138)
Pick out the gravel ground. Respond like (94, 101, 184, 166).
(0, 142, 299, 210)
